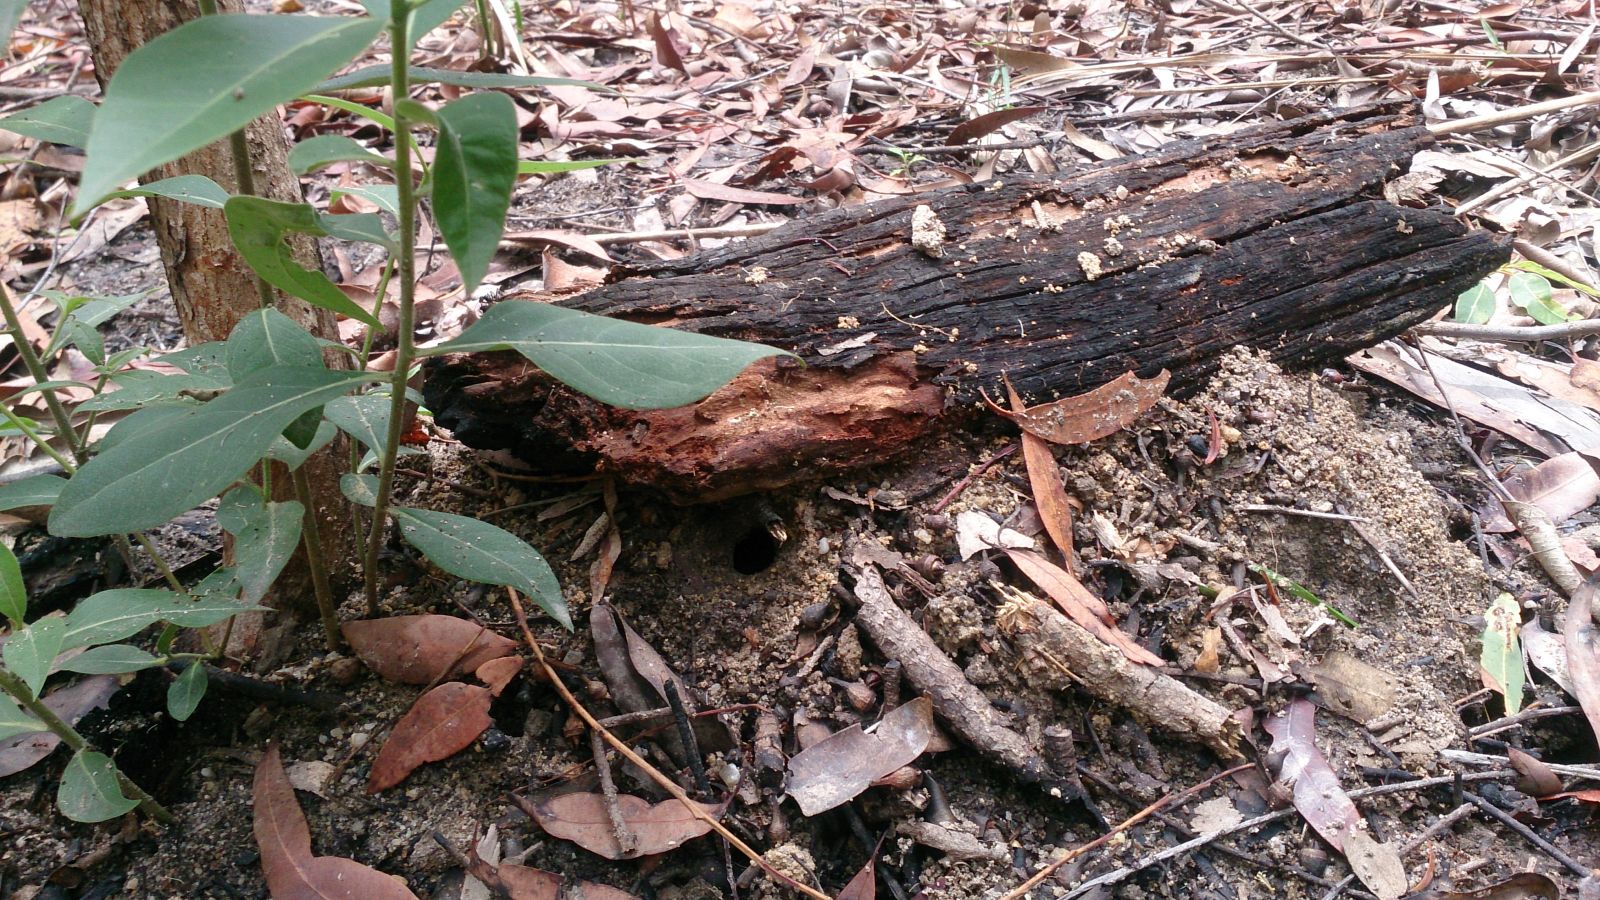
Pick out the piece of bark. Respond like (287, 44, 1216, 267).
(849, 563, 1089, 807)
(425, 102, 1509, 502)
(1007, 597, 1243, 759)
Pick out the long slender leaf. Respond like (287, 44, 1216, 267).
(224, 197, 382, 327)
(0, 95, 95, 148)
(167, 662, 208, 721)
(425, 300, 791, 409)
(102, 174, 230, 209)
(287, 134, 392, 175)
(231, 499, 305, 604)
(300, 93, 395, 133)
(0, 1, 24, 47)
(434, 93, 518, 293)
(57, 644, 163, 674)
(315, 63, 602, 93)
(390, 505, 568, 628)
(518, 158, 622, 175)
(61, 589, 260, 650)
(50, 367, 372, 536)
(75, 14, 383, 213)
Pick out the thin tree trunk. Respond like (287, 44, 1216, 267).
(77, 0, 355, 613)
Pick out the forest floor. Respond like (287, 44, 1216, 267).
(2, 0, 1600, 898)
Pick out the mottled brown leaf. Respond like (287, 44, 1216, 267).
(530, 792, 725, 859)
(1343, 829, 1406, 900)
(475, 655, 524, 697)
(1561, 581, 1600, 749)
(1420, 872, 1561, 898)
(683, 178, 804, 206)
(1263, 698, 1360, 852)
(986, 370, 1170, 446)
(1508, 746, 1563, 797)
(368, 682, 493, 792)
(254, 744, 419, 899)
(1504, 451, 1600, 524)
(1007, 378, 1075, 567)
(787, 697, 935, 815)
(342, 615, 516, 685)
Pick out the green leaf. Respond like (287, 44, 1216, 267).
(1507, 270, 1567, 325)
(0, 96, 95, 148)
(300, 94, 395, 133)
(224, 197, 383, 327)
(331, 184, 400, 216)
(75, 14, 383, 214)
(155, 342, 232, 383)
(315, 63, 602, 94)
(1481, 592, 1524, 715)
(518, 158, 622, 175)
(324, 392, 391, 451)
(57, 750, 140, 823)
(230, 499, 305, 604)
(264, 420, 339, 469)
(426, 300, 791, 409)
(0, 540, 25, 626)
(1508, 259, 1600, 298)
(0, 0, 24, 47)
(1248, 563, 1358, 627)
(287, 134, 392, 175)
(341, 473, 378, 507)
(0, 474, 64, 516)
(62, 589, 260, 650)
(0, 691, 44, 742)
(433, 92, 518, 293)
(44, 292, 146, 358)
(393, 98, 439, 127)
(167, 662, 208, 721)
(226, 308, 326, 381)
(319, 211, 396, 251)
(3, 617, 64, 697)
(1454, 280, 1494, 324)
(58, 644, 163, 674)
(390, 505, 568, 628)
(102, 174, 231, 210)
(74, 370, 226, 413)
(50, 367, 372, 536)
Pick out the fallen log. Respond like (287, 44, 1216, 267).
(424, 102, 1509, 501)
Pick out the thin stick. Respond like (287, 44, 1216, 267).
(1237, 504, 1370, 523)
(1468, 704, 1583, 738)
(293, 466, 342, 651)
(1428, 91, 1600, 137)
(1318, 803, 1476, 900)
(505, 588, 831, 900)
(589, 728, 638, 857)
(1000, 763, 1252, 899)
(931, 443, 1019, 513)
(1410, 317, 1600, 342)
(1466, 791, 1591, 877)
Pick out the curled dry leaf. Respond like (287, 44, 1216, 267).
(495, 863, 638, 900)
(368, 682, 493, 792)
(0, 674, 119, 777)
(955, 509, 1034, 560)
(1414, 872, 1561, 899)
(530, 792, 725, 860)
(1561, 581, 1600, 746)
(787, 697, 935, 815)
(254, 744, 419, 899)
(1263, 698, 1360, 852)
(1507, 746, 1563, 798)
(342, 615, 517, 684)
(1003, 548, 1163, 667)
(985, 369, 1170, 446)
(1008, 378, 1075, 566)
(1342, 829, 1407, 900)
(1522, 618, 1575, 694)
(948, 106, 1046, 144)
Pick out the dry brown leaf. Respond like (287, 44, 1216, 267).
(1265, 699, 1365, 853)
(948, 106, 1045, 144)
(683, 178, 805, 206)
(1343, 829, 1406, 900)
(1306, 652, 1396, 724)
(787, 697, 935, 815)
(1421, 872, 1562, 898)
(342, 615, 517, 684)
(1522, 618, 1576, 694)
(1194, 627, 1223, 674)
(1507, 746, 1563, 797)
(986, 370, 1170, 446)
(368, 682, 493, 792)
(0, 676, 120, 777)
(502, 229, 612, 263)
(646, 12, 688, 75)
(990, 45, 1079, 76)
(530, 792, 725, 859)
(1003, 548, 1164, 667)
(1561, 582, 1600, 748)
(1007, 378, 1075, 568)
(1503, 452, 1600, 525)
(475, 655, 524, 697)
(254, 744, 419, 899)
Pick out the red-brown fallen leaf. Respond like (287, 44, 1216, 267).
(948, 106, 1046, 144)
(1007, 378, 1075, 570)
(1423, 872, 1562, 898)
(645, 12, 687, 75)
(475, 655, 524, 697)
(342, 615, 517, 684)
(1546, 789, 1600, 803)
(530, 792, 726, 859)
(368, 683, 493, 792)
(1003, 548, 1164, 667)
(1507, 746, 1563, 797)
(985, 370, 1170, 446)
(683, 179, 805, 206)
(254, 744, 419, 899)
(787, 697, 935, 816)
(497, 864, 638, 900)
(501, 229, 613, 263)
(1264, 698, 1360, 852)
(1561, 581, 1600, 747)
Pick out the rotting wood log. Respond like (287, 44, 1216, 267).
(424, 102, 1510, 502)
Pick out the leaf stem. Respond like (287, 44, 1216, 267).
(364, 8, 418, 615)
(0, 282, 84, 465)
(293, 466, 341, 651)
(0, 666, 173, 823)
